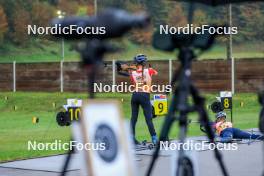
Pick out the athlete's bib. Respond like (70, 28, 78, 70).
(130, 68, 157, 93)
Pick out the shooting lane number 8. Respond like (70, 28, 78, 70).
(221, 97, 232, 109)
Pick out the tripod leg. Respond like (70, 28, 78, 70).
(86, 65, 97, 99)
(177, 155, 194, 176)
(146, 115, 174, 176)
(260, 108, 264, 176)
(190, 84, 229, 176)
(61, 138, 74, 176)
(176, 112, 194, 176)
(263, 141, 264, 176)
(146, 102, 176, 176)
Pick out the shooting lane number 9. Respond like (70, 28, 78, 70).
(154, 100, 168, 116)
(68, 107, 81, 121)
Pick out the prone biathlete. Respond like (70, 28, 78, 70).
(213, 111, 264, 143)
(125, 54, 158, 144)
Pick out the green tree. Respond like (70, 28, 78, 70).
(0, 0, 33, 43)
(57, 0, 79, 15)
(144, 0, 169, 27)
(32, 2, 54, 27)
(0, 5, 8, 44)
(167, 3, 187, 27)
(238, 4, 264, 41)
(194, 9, 207, 26)
(12, 6, 31, 45)
(125, 1, 152, 45)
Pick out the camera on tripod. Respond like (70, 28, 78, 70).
(209, 92, 233, 121)
(152, 25, 222, 53)
(199, 98, 224, 133)
(210, 99, 224, 113)
(51, 8, 150, 66)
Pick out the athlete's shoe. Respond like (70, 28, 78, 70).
(152, 135, 158, 145)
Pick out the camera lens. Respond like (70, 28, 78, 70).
(211, 101, 224, 113)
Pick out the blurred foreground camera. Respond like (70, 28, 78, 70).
(51, 8, 150, 40)
(152, 26, 228, 52)
(51, 8, 150, 66)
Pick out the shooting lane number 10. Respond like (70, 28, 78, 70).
(68, 107, 81, 121)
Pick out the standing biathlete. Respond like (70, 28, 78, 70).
(129, 54, 158, 145)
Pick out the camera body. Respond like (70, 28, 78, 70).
(56, 99, 82, 126)
(51, 8, 150, 66)
(51, 8, 150, 40)
(210, 98, 224, 114)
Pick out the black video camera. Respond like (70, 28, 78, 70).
(51, 8, 150, 40)
(51, 8, 150, 66)
(210, 100, 224, 113)
(152, 27, 219, 52)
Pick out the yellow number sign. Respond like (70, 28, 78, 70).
(221, 97, 232, 109)
(68, 107, 81, 121)
(153, 100, 168, 116)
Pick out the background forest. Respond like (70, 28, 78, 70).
(0, 0, 263, 62)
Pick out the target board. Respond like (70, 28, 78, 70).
(80, 100, 135, 176)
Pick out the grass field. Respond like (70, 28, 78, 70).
(0, 40, 263, 63)
(0, 92, 261, 162)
